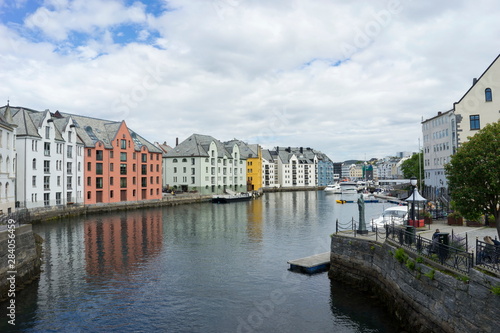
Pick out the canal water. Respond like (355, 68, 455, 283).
(2, 191, 401, 332)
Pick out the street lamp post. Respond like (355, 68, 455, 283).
(410, 177, 417, 224)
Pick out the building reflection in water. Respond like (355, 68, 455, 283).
(84, 208, 163, 277)
(246, 197, 263, 242)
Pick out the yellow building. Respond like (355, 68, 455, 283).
(246, 144, 262, 191)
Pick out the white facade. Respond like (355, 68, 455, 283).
(0, 121, 16, 214)
(422, 110, 455, 192)
(454, 55, 500, 146)
(8, 107, 84, 209)
(164, 135, 246, 195)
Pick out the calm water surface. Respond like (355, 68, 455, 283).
(2, 191, 401, 332)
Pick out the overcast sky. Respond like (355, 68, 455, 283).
(1, 0, 499, 162)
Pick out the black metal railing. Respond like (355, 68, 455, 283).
(385, 225, 473, 274)
(476, 239, 500, 273)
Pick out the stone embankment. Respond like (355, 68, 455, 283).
(329, 234, 500, 333)
(0, 224, 43, 301)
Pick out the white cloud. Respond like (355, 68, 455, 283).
(1, 0, 500, 161)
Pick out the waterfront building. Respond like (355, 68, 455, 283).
(57, 112, 163, 204)
(225, 140, 262, 191)
(1, 105, 84, 209)
(422, 110, 455, 203)
(274, 147, 317, 187)
(164, 134, 246, 195)
(453, 54, 500, 147)
(155, 141, 174, 191)
(0, 105, 17, 214)
(261, 149, 279, 188)
(315, 150, 334, 186)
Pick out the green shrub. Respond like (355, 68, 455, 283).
(457, 275, 470, 283)
(405, 259, 415, 270)
(491, 285, 500, 295)
(424, 269, 435, 280)
(394, 248, 408, 263)
(416, 256, 424, 263)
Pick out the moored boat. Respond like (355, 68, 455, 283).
(371, 205, 408, 230)
(212, 191, 252, 203)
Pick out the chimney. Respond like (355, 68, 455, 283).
(473, 78, 478, 85)
(176, 137, 179, 146)
(300, 147, 303, 153)
(163, 141, 167, 145)
(438, 111, 442, 115)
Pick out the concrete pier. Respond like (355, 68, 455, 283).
(288, 252, 330, 274)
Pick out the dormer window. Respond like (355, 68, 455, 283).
(485, 88, 492, 102)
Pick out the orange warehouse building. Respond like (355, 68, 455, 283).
(55, 112, 163, 204)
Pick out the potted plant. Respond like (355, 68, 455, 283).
(447, 211, 463, 226)
(422, 211, 433, 225)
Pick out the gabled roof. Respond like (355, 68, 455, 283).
(9, 107, 42, 138)
(454, 54, 500, 105)
(224, 139, 257, 159)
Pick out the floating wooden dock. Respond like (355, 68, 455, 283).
(288, 252, 330, 274)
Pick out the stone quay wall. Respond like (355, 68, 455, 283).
(15, 194, 213, 224)
(329, 234, 500, 333)
(0, 224, 43, 301)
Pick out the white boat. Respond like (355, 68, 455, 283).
(371, 205, 408, 230)
(212, 189, 252, 203)
(324, 183, 341, 194)
(339, 181, 358, 194)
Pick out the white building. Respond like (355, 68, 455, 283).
(275, 147, 317, 187)
(1, 106, 84, 209)
(454, 54, 500, 146)
(261, 149, 279, 188)
(164, 134, 246, 195)
(0, 105, 17, 214)
(422, 110, 456, 201)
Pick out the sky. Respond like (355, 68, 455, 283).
(1, 0, 499, 162)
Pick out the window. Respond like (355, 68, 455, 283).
(133, 152, 136, 160)
(96, 150, 103, 161)
(68, 131, 72, 143)
(44, 193, 50, 206)
(470, 115, 480, 130)
(120, 163, 127, 175)
(174, 167, 177, 173)
(87, 149, 92, 157)
(57, 176, 61, 186)
(56, 192, 61, 205)
(110, 163, 114, 171)
(67, 176, 72, 190)
(110, 151, 114, 159)
(173, 159, 178, 163)
(44, 142, 50, 156)
(32, 158, 36, 170)
(133, 164, 136, 172)
(110, 177, 114, 186)
(87, 162, 91, 171)
(141, 164, 147, 175)
(142, 153, 147, 162)
(87, 177, 91, 186)
(45, 126, 50, 139)
(44, 160, 50, 173)
(120, 152, 127, 161)
(120, 177, 127, 188)
(32, 176, 36, 187)
(44, 176, 50, 190)
(110, 190, 114, 198)
(67, 162, 72, 174)
(485, 88, 492, 102)
(141, 177, 147, 187)
(96, 163, 103, 175)
(67, 145, 72, 158)
(121, 139, 127, 149)
(133, 177, 136, 185)
(96, 177, 103, 189)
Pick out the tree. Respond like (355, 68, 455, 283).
(445, 120, 500, 238)
(400, 152, 424, 180)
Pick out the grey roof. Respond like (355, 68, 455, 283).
(168, 134, 231, 158)
(224, 139, 258, 159)
(261, 149, 275, 162)
(58, 112, 161, 153)
(7, 107, 42, 138)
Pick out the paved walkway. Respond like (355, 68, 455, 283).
(338, 219, 499, 252)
